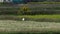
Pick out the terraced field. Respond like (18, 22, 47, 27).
(0, 2, 60, 34)
(0, 20, 60, 34)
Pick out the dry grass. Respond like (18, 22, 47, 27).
(0, 20, 60, 33)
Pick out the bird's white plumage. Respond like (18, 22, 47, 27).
(22, 18, 25, 21)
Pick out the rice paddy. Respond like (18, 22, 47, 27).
(18, 15, 60, 19)
(0, 20, 60, 34)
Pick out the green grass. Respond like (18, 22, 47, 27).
(28, 2, 60, 4)
(18, 15, 60, 19)
(0, 15, 60, 22)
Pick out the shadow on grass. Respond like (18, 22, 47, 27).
(0, 32, 60, 34)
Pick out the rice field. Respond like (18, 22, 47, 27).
(18, 15, 60, 19)
(28, 2, 60, 4)
(0, 20, 60, 34)
(0, 2, 60, 34)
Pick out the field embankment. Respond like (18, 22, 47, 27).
(1, 2, 60, 15)
(0, 15, 60, 22)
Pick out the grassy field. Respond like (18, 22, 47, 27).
(0, 2, 60, 34)
(0, 15, 60, 19)
(0, 20, 60, 34)
(17, 15, 60, 22)
(0, 15, 60, 22)
(18, 15, 60, 19)
(28, 2, 60, 4)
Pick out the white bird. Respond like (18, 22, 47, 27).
(22, 18, 25, 21)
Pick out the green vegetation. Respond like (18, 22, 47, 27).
(0, 2, 60, 22)
(18, 15, 60, 19)
(0, 15, 60, 22)
(25, 7, 60, 15)
(1, 2, 60, 15)
(28, 2, 60, 4)
(17, 15, 60, 22)
(0, 2, 60, 34)
(1, 5, 60, 15)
